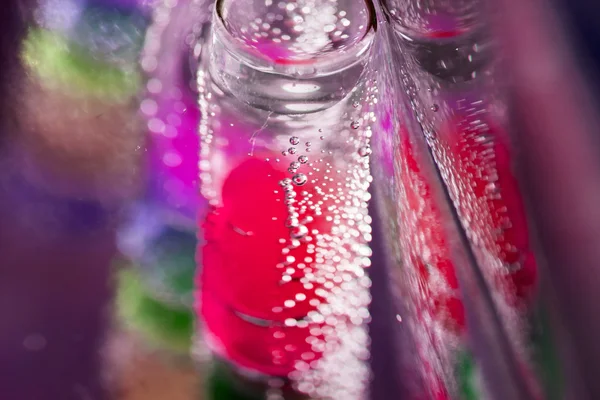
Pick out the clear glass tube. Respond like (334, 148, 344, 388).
(371, 0, 549, 398)
(195, 0, 377, 398)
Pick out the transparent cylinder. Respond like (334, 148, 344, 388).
(371, 0, 554, 398)
(196, 0, 377, 398)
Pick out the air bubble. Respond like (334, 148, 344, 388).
(298, 155, 309, 164)
(350, 121, 360, 129)
(289, 147, 297, 154)
(290, 136, 300, 145)
(293, 173, 308, 186)
(291, 224, 309, 239)
(289, 161, 301, 172)
(358, 145, 372, 157)
(286, 217, 300, 228)
(431, 104, 439, 112)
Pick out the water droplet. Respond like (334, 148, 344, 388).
(288, 147, 297, 154)
(319, 135, 325, 140)
(279, 178, 292, 187)
(352, 102, 360, 108)
(282, 151, 289, 156)
(350, 121, 360, 129)
(291, 224, 309, 239)
(430, 104, 439, 112)
(358, 145, 372, 157)
(298, 155, 308, 164)
(290, 136, 300, 145)
(293, 173, 307, 186)
(305, 141, 311, 147)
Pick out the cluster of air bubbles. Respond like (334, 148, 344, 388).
(220, 0, 372, 61)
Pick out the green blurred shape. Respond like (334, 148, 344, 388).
(22, 29, 140, 102)
(116, 267, 194, 354)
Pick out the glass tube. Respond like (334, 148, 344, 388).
(195, 0, 377, 398)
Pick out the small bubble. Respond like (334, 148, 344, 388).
(286, 217, 299, 228)
(318, 128, 323, 133)
(358, 145, 372, 157)
(350, 121, 360, 129)
(290, 136, 300, 145)
(352, 102, 360, 108)
(305, 141, 311, 147)
(279, 178, 292, 187)
(285, 255, 296, 264)
(282, 151, 289, 156)
(293, 173, 307, 186)
(431, 104, 439, 112)
(291, 224, 309, 239)
(288, 147, 297, 154)
(319, 136, 325, 140)
(298, 155, 308, 164)
(284, 300, 296, 308)
(289, 161, 301, 172)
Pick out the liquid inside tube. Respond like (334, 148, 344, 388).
(196, 0, 377, 398)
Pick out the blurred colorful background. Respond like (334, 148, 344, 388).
(1, 0, 600, 399)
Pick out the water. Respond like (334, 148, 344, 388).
(196, 1, 377, 398)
